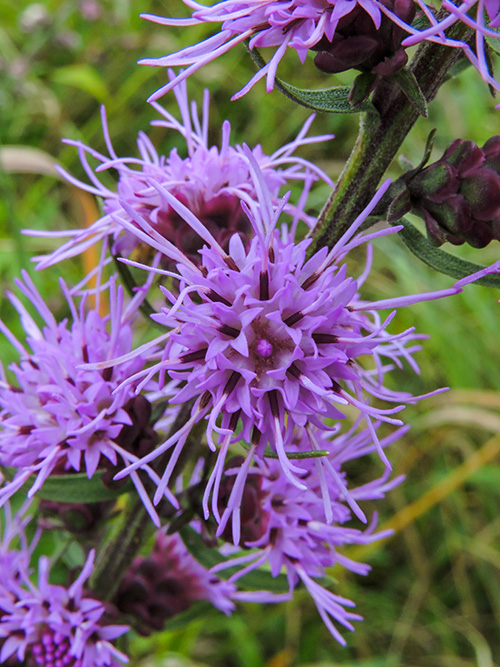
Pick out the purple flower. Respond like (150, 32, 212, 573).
(116, 529, 235, 635)
(102, 161, 459, 518)
(0, 501, 35, 591)
(210, 424, 405, 644)
(31, 78, 332, 270)
(0, 547, 129, 666)
(139, 0, 435, 100)
(0, 273, 176, 525)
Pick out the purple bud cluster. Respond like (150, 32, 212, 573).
(313, 0, 415, 78)
(116, 531, 235, 635)
(401, 137, 500, 247)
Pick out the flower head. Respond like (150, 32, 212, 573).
(0, 547, 129, 666)
(103, 159, 458, 521)
(210, 424, 405, 644)
(32, 78, 332, 270)
(116, 530, 235, 635)
(0, 273, 176, 525)
(139, 0, 437, 100)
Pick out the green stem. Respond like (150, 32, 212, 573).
(89, 401, 196, 601)
(309, 21, 474, 253)
(90, 493, 154, 601)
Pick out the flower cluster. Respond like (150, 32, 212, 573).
(102, 160, 460, 537)
(0, 508, 129, 667)
(0, 554, 129, 666)
(6, 0, 500, 652)
(210, 423, 405, 644)
(31, 77, 332, 272)
(136, 0, 500, 102)
(141, 0, 426, 99)
(0, 274, 176, 525)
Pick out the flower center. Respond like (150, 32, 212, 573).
(30, 630, 75, 667)
(255, 338, 273, 358)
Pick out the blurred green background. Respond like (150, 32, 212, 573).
(1, 1, 500, 665)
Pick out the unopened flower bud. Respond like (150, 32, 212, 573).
(406, 137, 500, 247)
(115, 531, 234, 635)
(313, 0, 416, 79)
(38, 499, 112, 535)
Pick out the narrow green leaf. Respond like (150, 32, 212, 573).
(180, 526, 289, 592)
(417, 128, 437, 171)
(445, 57, 473, 80)
(246, 45, 375, 114)
(239, 441, 329, 459)
(112, 255, 163, 327)
(389, 69, 428, 117)
(51, 64, 109, 104)
(349, 72, 376, 108)
(387, 187, 412, 222)
(486, 26, 500, 56)
(162, 601, 215, 631)
(396, 218, 500, 288)
(1, 467, 133, 503)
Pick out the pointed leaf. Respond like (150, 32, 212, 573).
(396, 218, 500, 288)
(240, 441, 329, 459)
(1, 466, 134, 502)
(349, 72, 376, 108)
(246, 45, 375, 114)
(445, 57, 473, 80)
(113, 255, 162, 327)
(389, 69, 428, 117)
(387, 187, 412, 222)
(486, 26, 500, 56)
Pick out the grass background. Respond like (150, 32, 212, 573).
(1, 0, 500, 665)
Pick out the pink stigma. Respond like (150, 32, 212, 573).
(256, 338, 273, 358)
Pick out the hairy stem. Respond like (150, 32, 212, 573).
(309, 21, 474, 253)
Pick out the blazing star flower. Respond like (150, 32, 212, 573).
(139, 0, 442, 100)
(0, 546, 129, 666)
(97, 155, 462, 520)
(30, 77, 332, 271)
(210, 424, 405, 645)
(116, 529, 235, 635)
(0, 273, 176, 526)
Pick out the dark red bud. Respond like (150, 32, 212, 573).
(442, 139, 484, 176)
(408, 162, 459, 202)
(460, 168, 500, 220)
